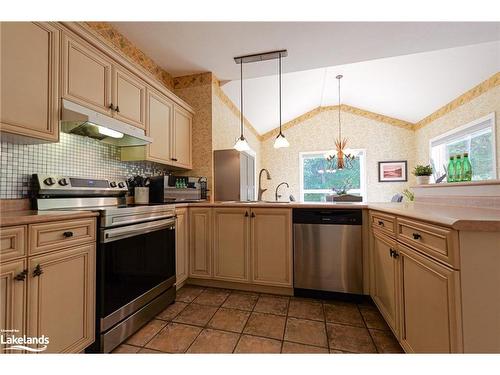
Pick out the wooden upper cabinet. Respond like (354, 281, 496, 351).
(371, 231, 399, 336)
(112, 66, 146, 129)
(189, 208, 212, 279)
(0, 22, 60, 142)
(250, 208, 292, 287)
(172, 105, 193, 169)
(27, 243, 95, 354)
(0, 259, 27, 352)
(397, 242, 462, 353)
(147, 90, 173, 163)
(62, 33, 112, 115)
(213, 208, 250, 283)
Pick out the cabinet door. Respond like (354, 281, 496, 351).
(250, 208, 292, 287)
(112, 66, 146, 129)
(0, 259, 27, 352)
(175, 208, 189, 288)
(0, 22, 59, 141)
(27, 244, 95, 353)
(371, 231, 399, 336)
(147, 89, 173, 164)
(397, 243, 462, 353)
(172, 105, 193, 169)
(189, 208, 212, 278)
(213, 208, 250, 283)
(62, 33, 112, 114)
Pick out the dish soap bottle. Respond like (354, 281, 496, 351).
(447, 155, 455, 183)
(462, 152, 472, 181)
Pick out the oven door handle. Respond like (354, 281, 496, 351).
(101, 217, 176, 243)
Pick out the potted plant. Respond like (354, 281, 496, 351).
(413, 165, 433, 185)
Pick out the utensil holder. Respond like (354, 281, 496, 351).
(135, 187, 149, 204)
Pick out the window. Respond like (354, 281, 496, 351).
(299, 149, 366, 202)
(430, 113, 497, 181)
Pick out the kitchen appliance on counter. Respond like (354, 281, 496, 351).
(214, 149, 255, 201)
(293, 208, 363, 298)
(32, 174, 176, 353)
(149, 175, 208, 203)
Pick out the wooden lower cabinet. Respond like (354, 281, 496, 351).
(0, 259, 27, 351)
(371, 231, 399, 336)
(250, 208, 292, 287)
(397, 242, 462, 353)
(175, 208, 189, 288)
(27, 243, 95, 353)
(213, 208, 250, 283)
(189, 208, 213, 278)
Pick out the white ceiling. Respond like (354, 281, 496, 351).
(111, 22, 500, 134)
(221, 41, 500, 133)
(111, 22, 500, 80)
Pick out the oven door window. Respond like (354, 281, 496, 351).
(100, 224, 175, 318)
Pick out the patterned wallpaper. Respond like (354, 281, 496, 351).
(260, 109, 416, 203)
(0, 133, 170, 199)
(415, 86, 500, 177)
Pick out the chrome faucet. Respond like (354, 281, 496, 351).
(258, 168, 271, 201)
(275, 182, 289, 201)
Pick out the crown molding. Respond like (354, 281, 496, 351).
(261, 104, 414, 141)
(414, 72, 500, 131)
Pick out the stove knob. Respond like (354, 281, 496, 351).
(43, 177, 56, 186)
(118, 182, 126, 188)
(109, 181, 117, 188)
(58, 178, 69, 186)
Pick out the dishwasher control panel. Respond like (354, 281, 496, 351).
(292, 208, 362, 225)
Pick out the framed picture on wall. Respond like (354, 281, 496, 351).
(378, 161, 408, 182)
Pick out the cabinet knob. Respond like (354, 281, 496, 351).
(245, 211, 249, 217)
(115, 105, 120, 113)
(63, 231, 74, 238)
(412, 233, 421, 240)
(251, 212, 255, 218)
(14, 269, 28, 281)
(378, 220, 384, 226)
(389, 248, 394, 258)
(108, 103, 115, 111)
(171, 158, 178, 162)
(33, 264, 43, 277)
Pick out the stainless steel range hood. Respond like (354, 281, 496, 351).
(61, 99, 152, 147)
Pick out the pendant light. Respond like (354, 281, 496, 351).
(326, 74, 355, 171)
(274, 52, 289, 149)
(234, 61, 250, 152)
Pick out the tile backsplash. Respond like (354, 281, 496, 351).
(0, 133, 170, 199)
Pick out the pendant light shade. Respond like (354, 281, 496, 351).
(273, 52, 289, 149)
(234, 59, 250, 152)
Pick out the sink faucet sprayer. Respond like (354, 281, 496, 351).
(275, 182, 289, 201)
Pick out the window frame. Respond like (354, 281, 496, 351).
(428, 112, 497, 181)
(299, 149, 367, 202)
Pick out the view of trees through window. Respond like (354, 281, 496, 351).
(301, 153, 363, 202)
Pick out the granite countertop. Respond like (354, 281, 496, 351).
(0, 210, 99, 227)
(177, 200, 500, 231)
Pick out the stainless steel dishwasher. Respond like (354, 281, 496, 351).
(293, 208, 363, 295)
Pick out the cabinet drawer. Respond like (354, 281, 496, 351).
(29, 219, 96, 255)
(371, 211, 396, 237)
(397, 217, 459, 269)
(1, 226, 27, 262)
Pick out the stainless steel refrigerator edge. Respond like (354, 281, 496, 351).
(214, 149, 255, 201)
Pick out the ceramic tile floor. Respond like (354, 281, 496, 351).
(112, 285, 404, 354)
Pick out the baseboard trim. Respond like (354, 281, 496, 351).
(186, 278, 294, 296)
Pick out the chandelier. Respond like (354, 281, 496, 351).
(325, 75, 356, 171)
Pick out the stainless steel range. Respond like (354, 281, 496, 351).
(33, 174, 177, 353)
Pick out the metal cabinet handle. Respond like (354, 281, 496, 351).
(378, 220, 384, 226)
(412, 233, 421, 240)
(115, 105, 120, 113)
(108, 103, 115, 111)
(33, 265, 43, 277)
(14, 269, 28, 281)
(171, 158, 178, 162)
(389, 248, 394, 258)
(251, 212, 255, 218)
(63, 231, 74, 238)
(393, 251, 400, 258)
(244, 211, 249, 217)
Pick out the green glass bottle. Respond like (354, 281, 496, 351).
(447, 155, 455, 183)
(455, 155, 463, 182)
(462, 152, 472, 181)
